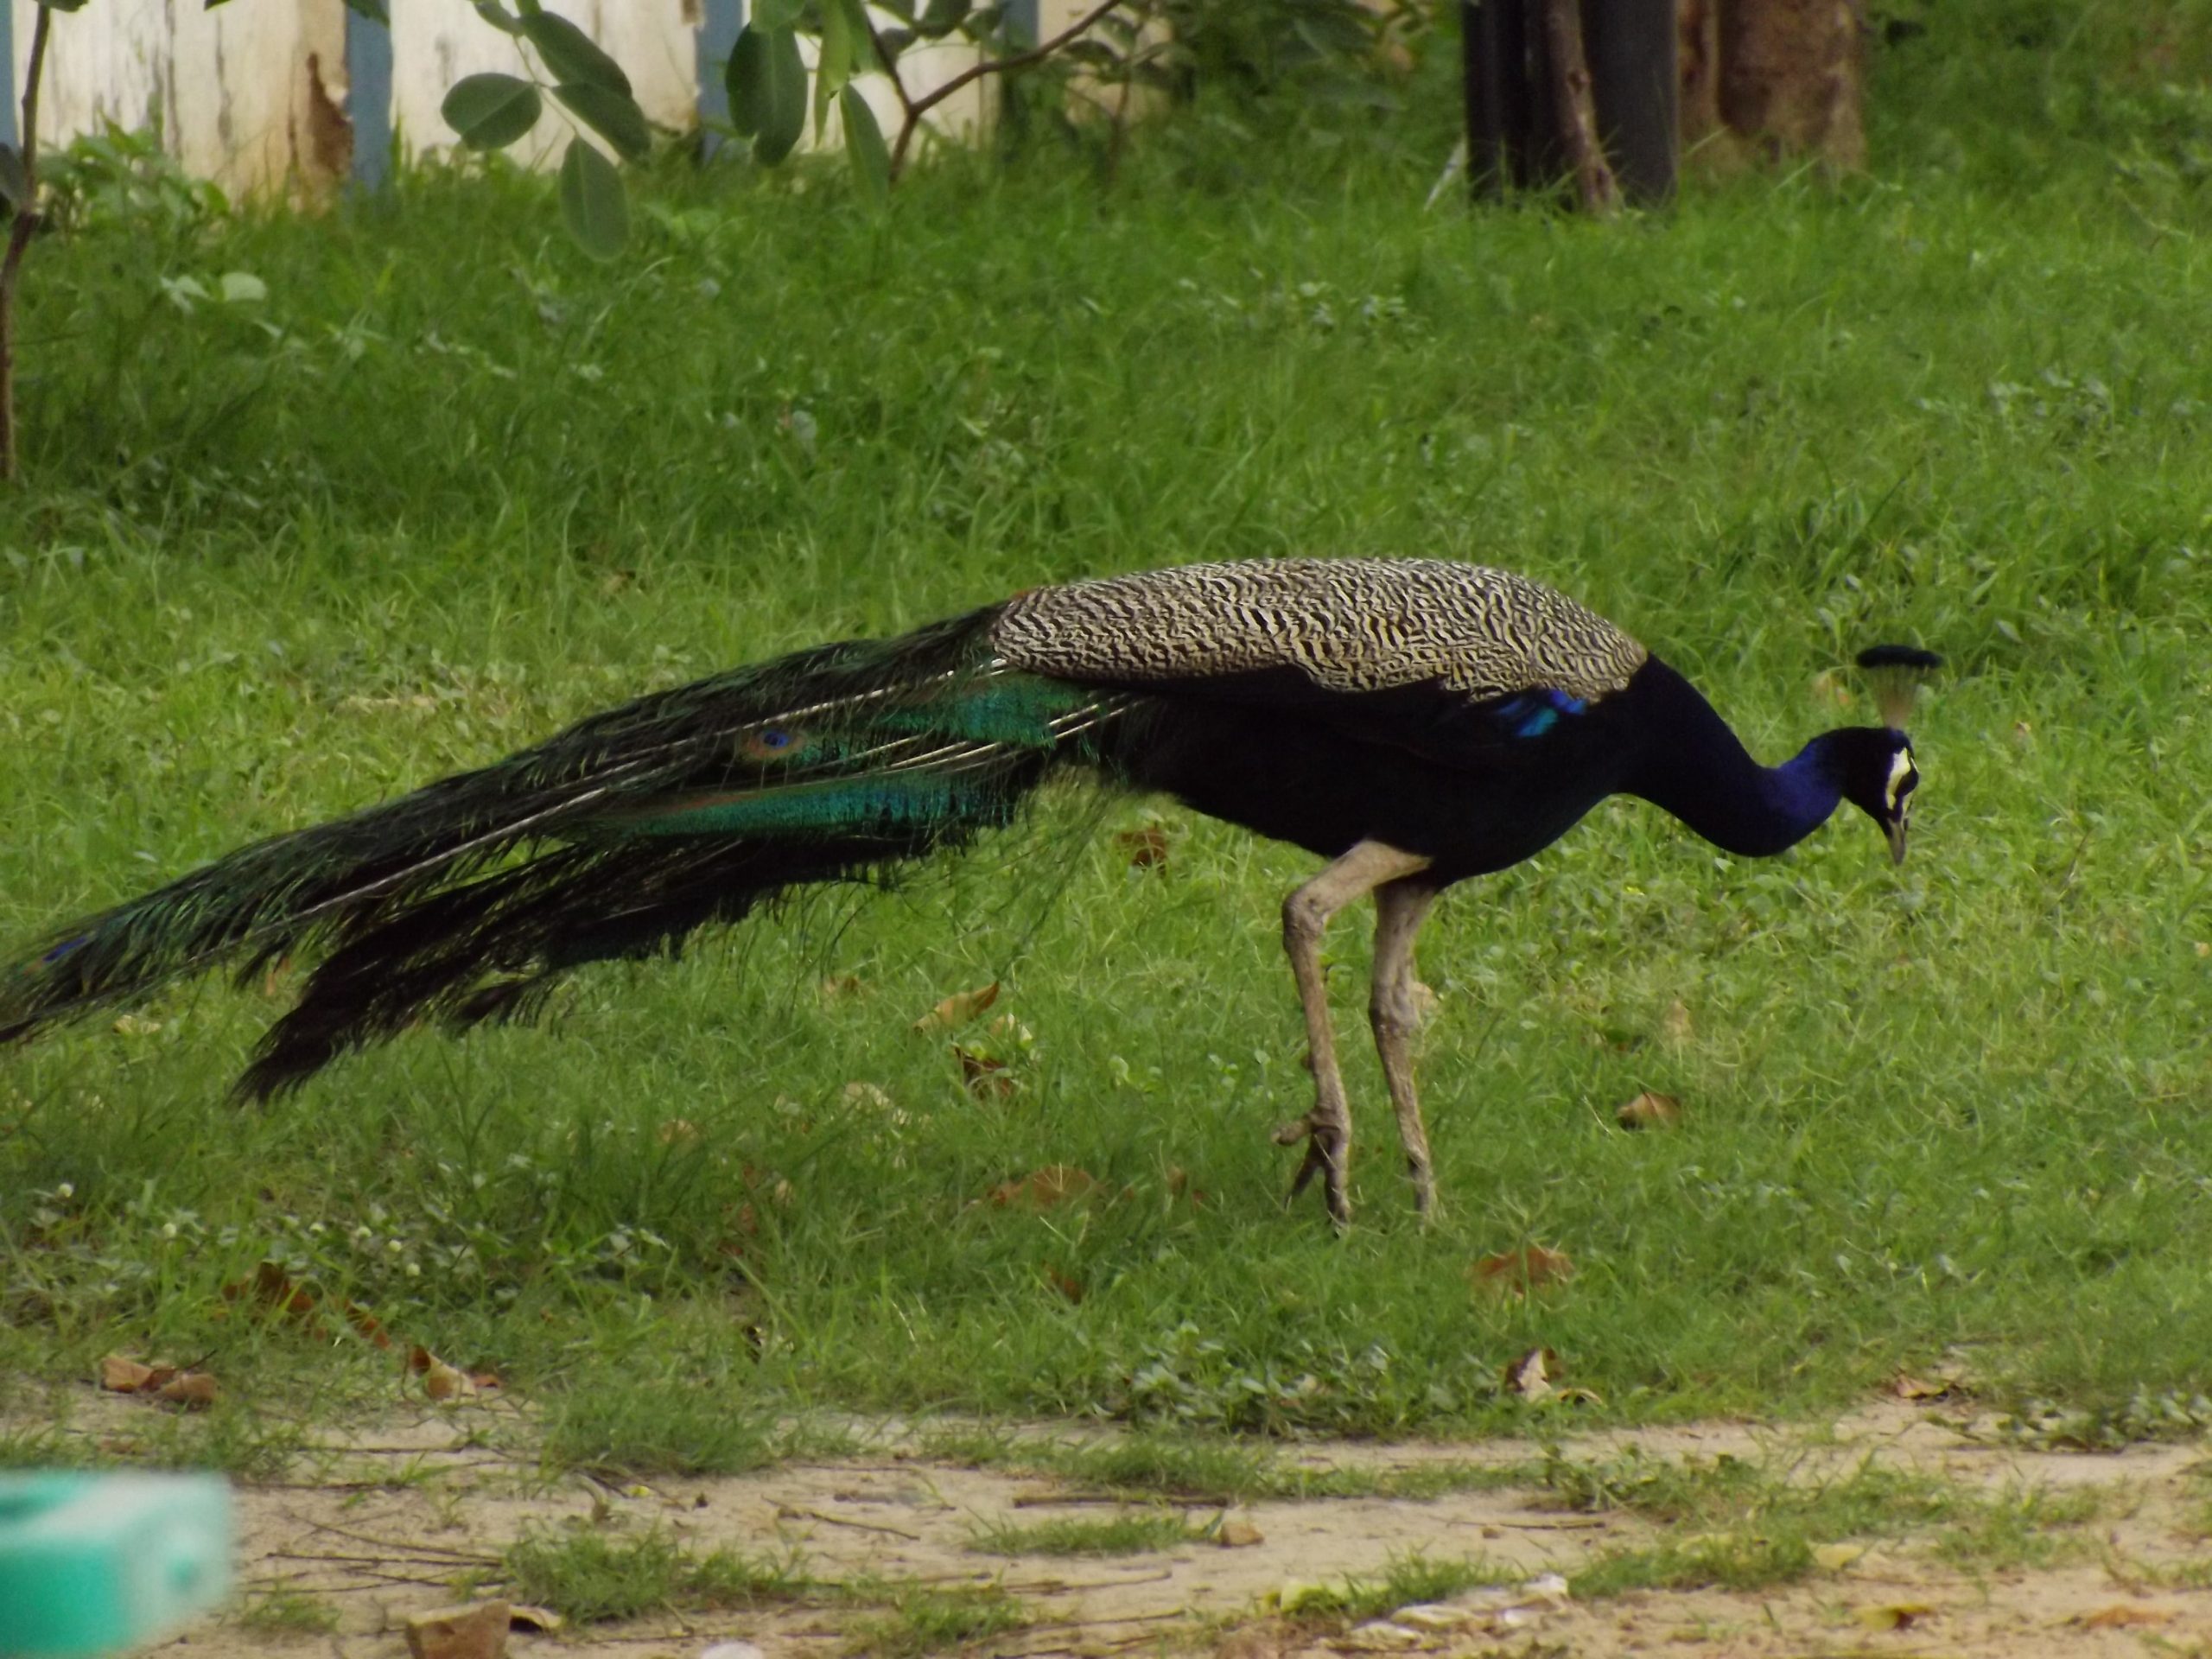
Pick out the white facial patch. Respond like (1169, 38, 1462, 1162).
(1886, 748, 1916, 813)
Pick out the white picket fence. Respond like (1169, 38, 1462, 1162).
(1, 0, 1085, 194)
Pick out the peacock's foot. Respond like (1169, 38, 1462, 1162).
(1274, 1105, 1351, 1229)
(1407, 1157, 1436, 1224)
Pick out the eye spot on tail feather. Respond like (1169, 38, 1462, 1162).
(742, 728, 800, 761)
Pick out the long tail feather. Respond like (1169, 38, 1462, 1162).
(1, 606, 1125, 1096)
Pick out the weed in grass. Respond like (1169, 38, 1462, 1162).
(0, 1426, 96, 1467)
(233, 1587, 340, 1637)
(1991, 1390, 2212, 1452)
(969, 1505, 1205, 1555)
(1931, 1484, 2108, 1572)
(538, 1378, 783, 1478)
(501, 1527, 804, 1624)
(838, 1583, 1027, 1657)
(1541, 1446, 1959, 1538)
(921, 1430, 1281, 1501)
(2131, 1557, 2212, 1591)
(927, 1427, 1528, 1503)
(1570, 1534, 1817, 1599)
(129, 1406, 308, 1484)
(1281, 1552, 1522, 1622)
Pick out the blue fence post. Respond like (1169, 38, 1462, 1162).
(0, 3, 19, 151)
(696, 0, 744, 156)
(346, 4, 395, 190)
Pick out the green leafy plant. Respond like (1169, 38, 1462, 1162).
(435, 1, 651, 257)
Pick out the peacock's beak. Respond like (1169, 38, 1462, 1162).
(1885, 818, 1909, 865)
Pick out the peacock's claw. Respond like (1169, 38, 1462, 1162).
(1275, 1109, 1351, 1227)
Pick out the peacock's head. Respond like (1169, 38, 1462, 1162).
(1842, 645, 1943, 864)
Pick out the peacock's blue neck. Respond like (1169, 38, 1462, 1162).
(1624, 662, 1847, 858)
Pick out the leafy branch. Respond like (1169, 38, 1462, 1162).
(871, 0, 1134, 180)
(723, 0, 1137, 196)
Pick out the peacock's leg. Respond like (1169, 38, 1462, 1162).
(1369, 876, 1441, 1220)
(1274, 839, 1433, 1225)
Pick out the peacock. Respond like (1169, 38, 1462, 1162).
(0, 558, 1939, 1224)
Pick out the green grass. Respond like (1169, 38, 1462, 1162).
(232, 1588, 341, 1637)
(499, 1525, 1019, 1652)
(1547, 1446, 2112, 1594)
(838, 1584, 1028, 1657)
(501, 1528, 805, 1623)
(969, 1506, 1209, 1555)
(1278, 1551, 1521, 1621)
(925, 1427, 1518, 1502)
(5, 0, 2212, 1454)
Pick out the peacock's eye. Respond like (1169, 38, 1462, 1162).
(762, 729, 791, 749)
(1885, 748, 1916, 813)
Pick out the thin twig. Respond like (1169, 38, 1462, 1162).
(1001, 1567, 1175, 1594)
(0, 3, 54, 483)
(891, 0, 1130, 179)
(298, 1521, 505, 1563)
(267, 1549, 499, 1573)
(861, 16, 920, 133)
(778, 1505, 925, 1541)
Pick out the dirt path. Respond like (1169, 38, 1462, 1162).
(40, 1399, 2212, 1657)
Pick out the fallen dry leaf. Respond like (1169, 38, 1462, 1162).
(1615, 1091, 1681, 1130)
(111, 1013, 162, 1037)
(842, 1081, 893, 1110)
(1043, 1268, 1085, 1303)
(955, 1046, 1017, 1100)
(1503, 1346, 1559, 1401)
(237, 1261, 318, 1320)
(988, 1165, 1098, 1211)
(1115, 823, 1171, 869)
(1810, 669, 1853, 709)
(1471, 1245, 1576, 1295)
(156, 1372, 219, 1409)
(1217, 1517, 1265, 1548)
(1815, 1541, 1871, 1572)
(424, 1359, 474, 1402)
(223, 1262, 395, 1351)
(99, 1354, 159, 1392)
(655, 1118, 700, 1145)
(913, 981, 1000, 1033)
(409, 1346, 479, 1402)
(505, 1606, 563, 1635)
(1891, 1370, 1967, 1402)
(1661, 1000, 1694, 1044)
(404, 1601, 511, 1659)
(2077, 1605, 2170, 1630)
(1855, 1603, 1936, 1631)
(817, 973, 862, 1001)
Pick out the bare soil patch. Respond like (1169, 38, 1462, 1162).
(29, 1398, 2212, 1657)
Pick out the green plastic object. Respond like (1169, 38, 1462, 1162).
(0, 1472, 232, 1656)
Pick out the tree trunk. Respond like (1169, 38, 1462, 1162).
(1676, 0, 1722, 151)
(1713, 0, 1866, 169)
(1537, 0, 1618, 215)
